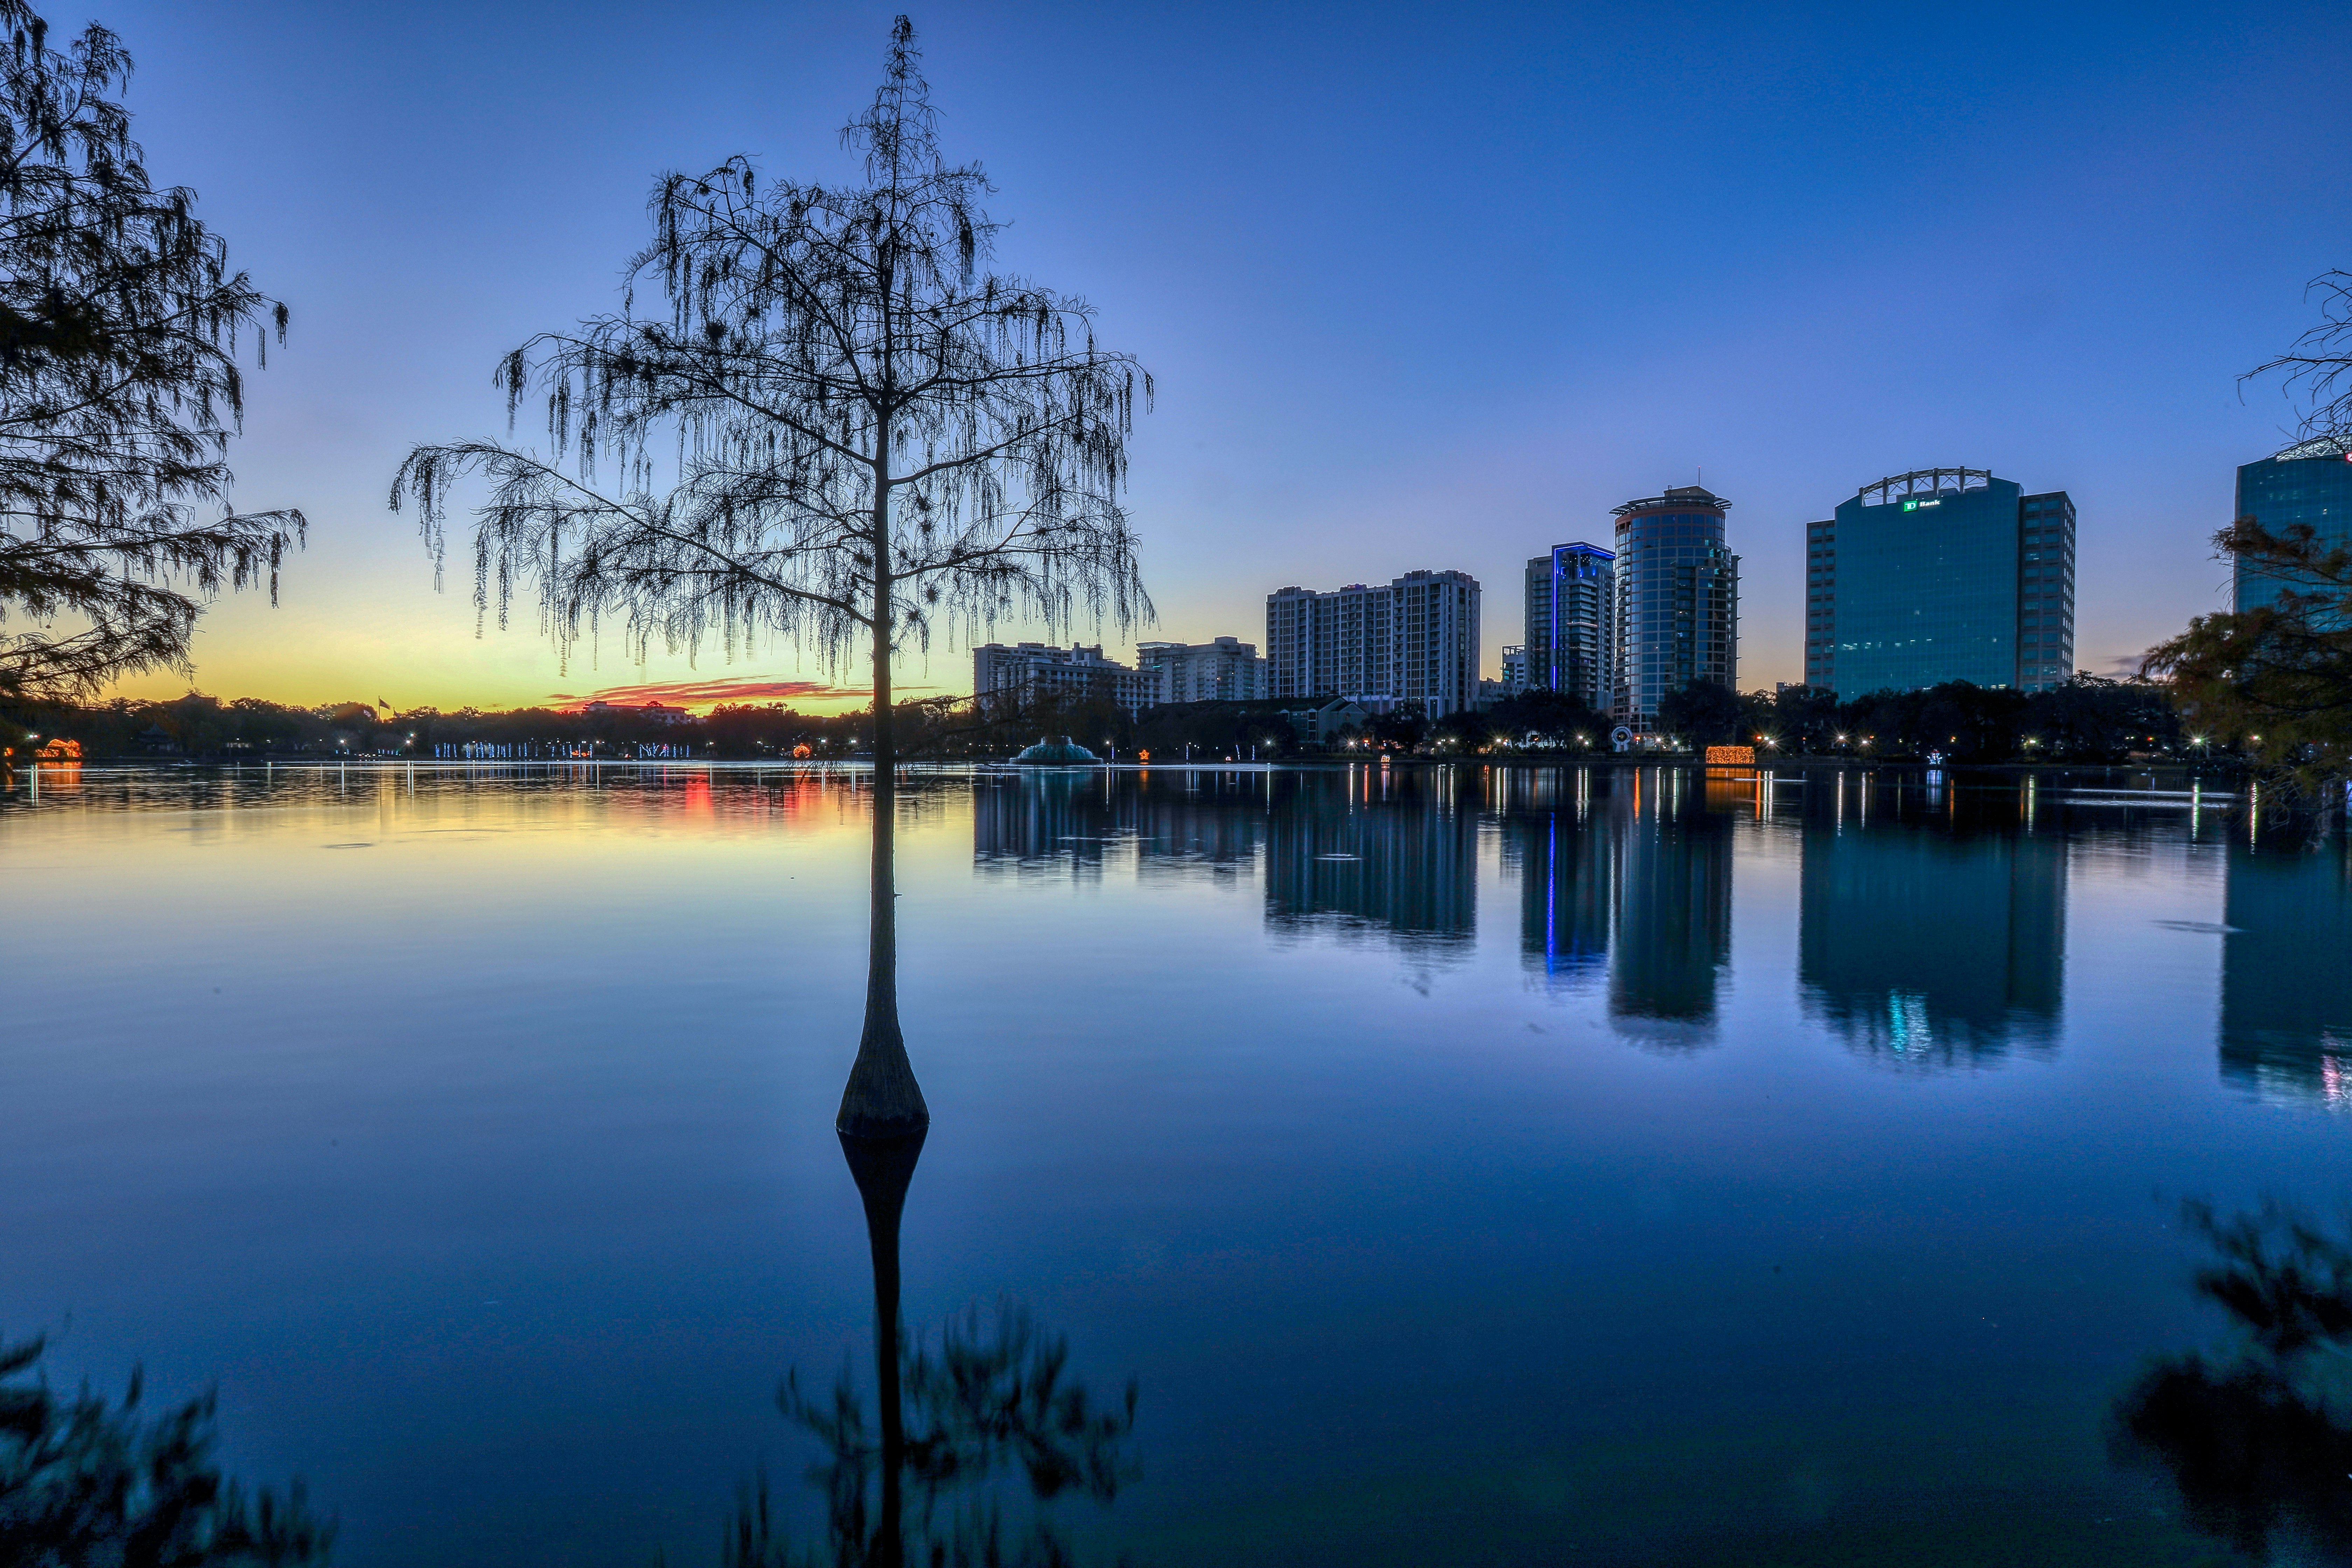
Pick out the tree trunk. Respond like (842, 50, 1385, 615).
(837, 438, 930, 1142)
(835, 424, 927, 1568)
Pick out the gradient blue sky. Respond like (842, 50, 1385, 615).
(87, 0, 2352, 709)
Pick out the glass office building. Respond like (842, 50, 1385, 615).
(1522, 541, 1615, 711)
(2233, 435, 2352, 612)
(1805, 468, 2075, 697)
(1611, 486, 1737, 730)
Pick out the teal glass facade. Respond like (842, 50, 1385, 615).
(1807, 470, 2074, 697)
(2233, 436, 2352, 612)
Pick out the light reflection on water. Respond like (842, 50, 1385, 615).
(3, 760, 2350, 1566)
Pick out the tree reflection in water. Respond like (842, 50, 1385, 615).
(798, 784, 1137, 1568)
(2114, 1200, 2352, 1561)
(730, 1304, 1136, 1568)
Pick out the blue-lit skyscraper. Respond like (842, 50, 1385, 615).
(1522, 541, 1615, 711)
(1611, 486, 1738, 730)
(2233, 435, 2352, 612)
(1804, 468, 2075, 696)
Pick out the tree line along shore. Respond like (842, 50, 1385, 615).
(4, 671, 2210, 768)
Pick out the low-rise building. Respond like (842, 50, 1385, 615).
(582, 700, 690, 725)
(1499, 646, 1530, 696)
(1281, 699, 1371, 746)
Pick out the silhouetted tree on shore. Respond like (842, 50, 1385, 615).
(2144, 516, 2352, 793)
(0, 1, 301, 700)
(2141, 270, 2352, 794)
(1654, 679, 1748, 747)
(395, 19, 1150, 1553)
(1481, 687, 1606, 748)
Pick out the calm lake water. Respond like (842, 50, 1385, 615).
(4, 761, 2347, 1565)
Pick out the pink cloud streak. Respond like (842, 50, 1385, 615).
(545, 676, 890, 713)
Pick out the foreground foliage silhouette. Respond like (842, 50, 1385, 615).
(726, 1305, 1136, 1568)
(0, 1334, 328, 1567)
(2112, 1201, 2352, 1561)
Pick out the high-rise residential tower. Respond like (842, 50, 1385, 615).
(1265, 569, 1481, 717)
(1522, 542, 1615, 711)
(1610, 486, 1738, 730)
(2233, 435, 2352, 613)
(1804, 468, 2074, 696)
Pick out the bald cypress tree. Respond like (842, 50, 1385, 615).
(397, 14, 1151, 1125)
(395, 26, 1152, 1558)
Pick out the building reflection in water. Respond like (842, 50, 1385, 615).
(1498, 769, 1613, 986)
(973, 766, 1475, 952)
(2220, 835, 2352, 1110)
(1262, 768, 1475, 951)
(1610, 769, 1732, 1043)
(1798, 775, 2065, 1069)
(1497, 766, 1731, 1043)
(1130, 775, 1266, 882)
(972, 768, 1124, 876)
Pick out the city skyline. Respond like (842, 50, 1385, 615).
(62, 0, 2352, 714)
